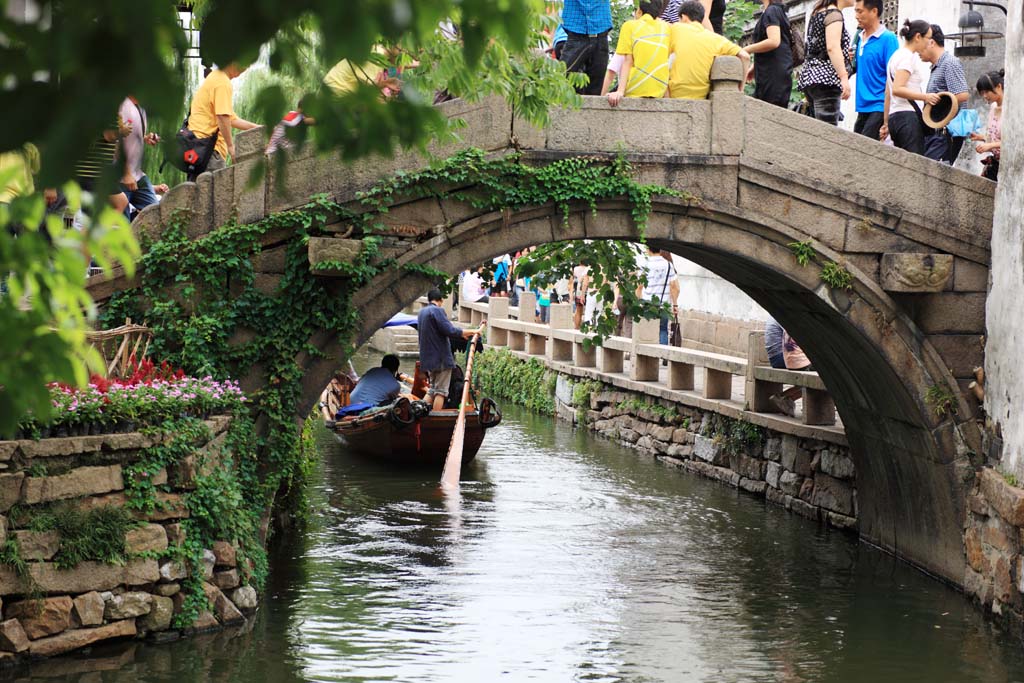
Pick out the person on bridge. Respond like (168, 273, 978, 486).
(665, 1, 750, 100)
(660, 0, 724, 33)
(851, 0, 898, 142)
(187, 63, 259, 173)
(559, 0, 613, 96)
(744, 0, 794, 110)
(606, 0, 670, 108)
(637, 246, 680, 345)
(117, 96, 161, 220)
(921, 24, 970, 164)
(349, 354, 409, 408)
(797, 0, 853, 125)
(879, 20, 935, 156)
(972, 70, 1003, 182)
(418, 288, 485, 411)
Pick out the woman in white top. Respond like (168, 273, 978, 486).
(880, 19, 938, 156)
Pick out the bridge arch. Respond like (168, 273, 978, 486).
(102, 61, 993, 586)
(295, 195, 977, 585)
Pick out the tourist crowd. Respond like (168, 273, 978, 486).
(557, 0, 1003, 178)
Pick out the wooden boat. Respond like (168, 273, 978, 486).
(324, 363, 501, 466)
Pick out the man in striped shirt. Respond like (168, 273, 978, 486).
(559, 0, 613, 95)
(921, 24, 970, 164)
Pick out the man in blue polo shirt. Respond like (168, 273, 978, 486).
(417, 289, 485, 411)
(852, 0, 898, 141)
(559, 0, 613, 95)
(350, 354, 404, 407)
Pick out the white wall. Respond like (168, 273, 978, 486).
(672, 257, 771, 322)
(983, 0, 1022, 475)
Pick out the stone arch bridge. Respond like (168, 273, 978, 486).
(89, 59, 994, 587)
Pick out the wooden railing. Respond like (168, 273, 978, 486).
(457, 295, 837, 427)
(85, 319, 153, 379)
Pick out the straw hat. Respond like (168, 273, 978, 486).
(923, 92, 960, 129)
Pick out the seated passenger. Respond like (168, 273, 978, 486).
(666, 0, 750, 100)
(350, 354, 403, 407)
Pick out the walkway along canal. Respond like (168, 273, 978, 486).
(5, 399, 1024, 681)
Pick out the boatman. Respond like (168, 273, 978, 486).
(417, 288, 485, 411)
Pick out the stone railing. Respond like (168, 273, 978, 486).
(459, 295, 838, 428)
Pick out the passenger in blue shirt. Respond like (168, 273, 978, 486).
(853, 0, 899, 141)
(417, 289, 485, 411)
(349, 354, 404, 407)
(559, 0, 614, 95)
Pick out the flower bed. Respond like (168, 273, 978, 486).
(15, 358, 246, 439)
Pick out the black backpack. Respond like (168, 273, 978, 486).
(168, 115, 219, 181)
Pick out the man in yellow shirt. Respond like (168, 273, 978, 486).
(667, 0, 750, 99)
(607, 0, 671, 105)
(187, 63, 259, 172)
(323, 47, 402, 98)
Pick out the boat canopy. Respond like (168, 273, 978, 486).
(383, 313, 419, 328)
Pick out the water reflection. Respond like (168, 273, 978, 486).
(5, 404, 1024, 682)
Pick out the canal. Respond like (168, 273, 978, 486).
(6, 406, 1024, 681)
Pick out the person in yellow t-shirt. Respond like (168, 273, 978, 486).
(323, 47, 402, 98)
(667, 0, 750, 100)
(608, 0, 671, 105)
(187, 63, 259, 170)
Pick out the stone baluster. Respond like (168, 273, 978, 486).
(547, 303, 573, 362)
(487, 298, 509, 347)
(745, 331, 780, 412)
(631, 318, 660, 382)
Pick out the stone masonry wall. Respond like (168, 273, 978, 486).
(0, 418, 257, 664)
(963, 469, 1024, 639)
(553, 376, 858, 532)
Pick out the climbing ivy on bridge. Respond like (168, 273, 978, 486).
(100, 149, 678, 534)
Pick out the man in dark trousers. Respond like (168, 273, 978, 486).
(559, 0, 613, 95)
(417, 289, 485, 411)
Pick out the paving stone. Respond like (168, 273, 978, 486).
(819, 449, 855, 480)
(810, 473, 855, 517)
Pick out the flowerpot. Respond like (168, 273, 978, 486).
(54, 425, 68, 438)
(39, 426, 52, 439)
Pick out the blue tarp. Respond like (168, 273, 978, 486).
(383, 313, 419, 328)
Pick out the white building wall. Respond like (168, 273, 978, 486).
(672, 257, 771, 322)
(982, 1, 1022, 475)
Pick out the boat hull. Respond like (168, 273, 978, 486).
(332, 410, 486, 466)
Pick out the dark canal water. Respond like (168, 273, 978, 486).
(7, 406, 1024, 682)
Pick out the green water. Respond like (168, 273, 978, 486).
(6, 405, 1024, 682)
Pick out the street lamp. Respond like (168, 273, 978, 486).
(950, 1, 1007, 58)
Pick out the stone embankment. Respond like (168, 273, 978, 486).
(0, 417, 258, 664)
(964, 468, 1024, 637)
(557, 377, 858, 531)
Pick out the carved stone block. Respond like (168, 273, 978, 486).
(880, 253, 953, 292)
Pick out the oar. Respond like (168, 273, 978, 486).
(440, 331, 482, 489)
